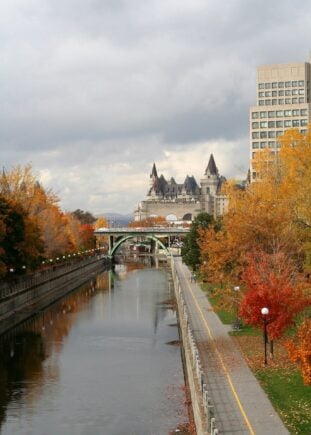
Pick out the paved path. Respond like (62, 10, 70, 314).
(174, 257, 289, 435)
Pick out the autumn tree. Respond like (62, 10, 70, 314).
(285, 318, 311, 385)
(199, 128, 311, 286)
(239, 250, 310, 340)
(128, 216, 167, 228)
(94, 217, 108, 250)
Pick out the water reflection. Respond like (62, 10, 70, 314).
(0, 260, 188, 434)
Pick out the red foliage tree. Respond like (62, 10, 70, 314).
(239, 251, 310, 340)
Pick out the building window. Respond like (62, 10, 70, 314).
(292, 120, 300, 127)
(265, 83, 271, 89)
(285, 81, 291, 87)
(284, 120, 292, 127)
(272, 91, 277, 97)
(260, 142, 267, 148)
(272, 99, 277, 105)
(301, 119, 308, 126)
(299, 97, 304, 103)
(276, 120, 283, 127)
(278, 82, 284, 88)
(284, 110, 292, 116)
(268, 131, 276, 138)
(278, 99, 284, 104)
(300, 109, 307, 116)
(299, 89, 305, 95)
(278, 90, 284, 96)
(292, 81, 298, 87)
(252, 152, 256, 159)
(268, 121, 275, 128)
(292, 89, 298, 95)
(276, 110, 283, 117)
(260, 131, 267, 138)
(259, 92, 264, 97)
(260, 121, 268, 128)
(268, 141, 275, 148)
(258, 83, 265, 89)
(272, 82, 278, 88)
(285, 89, 291, 96)
(268, 111, 275, 118)
(252, 122, 259, 128)
(298, 80, 304, 86)
(260, 111, 267, 118)
(285, 98, 291, 104)
(276, 131, 283, 137)
(265, 99, 271, 105)
(252, 112, 259, 119)
(259, 100, 264, 105)
(265, 91, 272, 97)
(252, 142, 259, 149)
(293, 110, 300, 116)
(292, 98, 298, 104)
(252, 132, 260, 139)
(301, 129, 307, 134)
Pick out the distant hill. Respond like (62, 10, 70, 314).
(95, 212, 133, 226)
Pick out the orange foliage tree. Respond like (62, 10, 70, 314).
(128, 216, 167, 227)
(284, 318, 311, 385)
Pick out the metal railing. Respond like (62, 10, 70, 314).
(171, 260, 219, 435)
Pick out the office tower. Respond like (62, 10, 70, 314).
(250, 60, 311, 180)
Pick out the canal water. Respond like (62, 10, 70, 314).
(0, 260, 189, 435)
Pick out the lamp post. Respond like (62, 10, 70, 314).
(233, 286, 240, 329)
(261, 307, 269, 366)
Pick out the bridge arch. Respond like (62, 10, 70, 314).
(110, 234, 170, 257)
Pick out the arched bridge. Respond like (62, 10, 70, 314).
(94, 227, 190, 258)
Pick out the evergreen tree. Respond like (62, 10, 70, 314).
(181, 212, 215, 270)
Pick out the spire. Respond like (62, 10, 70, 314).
(150, 162, 158, 179)
(205, 154, 218, 176)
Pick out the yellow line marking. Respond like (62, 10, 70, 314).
(178, 263, 256, 435)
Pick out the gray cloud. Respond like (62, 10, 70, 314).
(1, 0, 311, 214)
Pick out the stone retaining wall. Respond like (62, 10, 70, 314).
(0, 256, 110, 335)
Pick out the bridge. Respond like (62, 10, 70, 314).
(94, 227, 190, 257)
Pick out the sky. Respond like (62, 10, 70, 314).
(1, 0, 311, 215)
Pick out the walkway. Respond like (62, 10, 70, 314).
(174, 257, 289, 435)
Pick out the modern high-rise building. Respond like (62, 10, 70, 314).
(250, 59, 311, 180)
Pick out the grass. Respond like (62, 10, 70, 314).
(255, 368, 311, 435)
(200, 279, 311, 435)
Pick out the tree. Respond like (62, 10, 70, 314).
(128, 216, 167, 227)
(181, 213, 215, 271)
(285, 318, 311, 386)
(71, 209, 96, 224)
(0, 197, 43, 276)
(239, 250, 310, 340)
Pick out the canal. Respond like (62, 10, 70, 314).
(0, 259, 190, 435)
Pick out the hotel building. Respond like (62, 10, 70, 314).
(250, 60, 311, 180)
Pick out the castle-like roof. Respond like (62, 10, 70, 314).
(205, 154, 218, 175)
(150, 162, 158, 178)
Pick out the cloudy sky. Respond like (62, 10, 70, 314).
(1, 0, 311, 215)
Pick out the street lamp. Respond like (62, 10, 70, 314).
(261, 307, 269, 366)
(233, 286, 240, 329)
